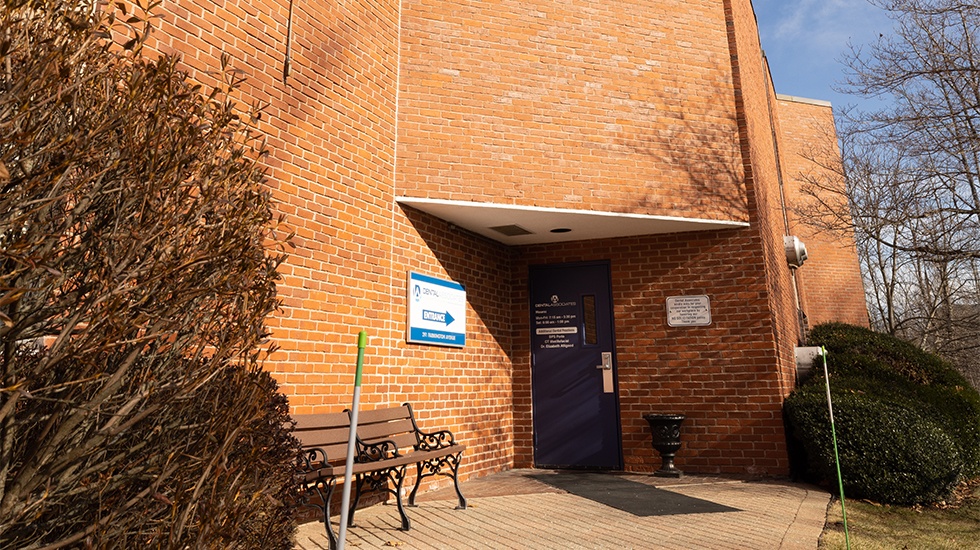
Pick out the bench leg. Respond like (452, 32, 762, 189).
(408, 452, 467, 510)
(306, 477, 339, 550)
(449, 453, 467, 510)
(393, 466, 411, 531)
(348, 475, 365, 528)
(349, 468, 411, 532)
(325, 479, 339, 550)
(408, 463, 424, 507)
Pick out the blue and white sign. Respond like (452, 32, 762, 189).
(407, 272, 466, 347)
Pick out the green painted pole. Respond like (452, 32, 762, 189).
(822, 346, 850, 550)
(338, 331, 367, 550)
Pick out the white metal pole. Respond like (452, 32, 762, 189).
(338, 331, 367, 550)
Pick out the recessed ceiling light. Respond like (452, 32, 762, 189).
(550, 228, 572, 233)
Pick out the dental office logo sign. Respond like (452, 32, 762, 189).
(408, 272, 466, 347)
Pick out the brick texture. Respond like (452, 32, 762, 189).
(396, 0, 748, 223)
(776, 97, 870, 329)
(139, 0, 867, 483)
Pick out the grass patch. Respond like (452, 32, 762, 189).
(820, 479, 980, 549)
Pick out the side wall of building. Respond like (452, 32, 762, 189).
(152, 0, 525, 482)
(725, 0, 802, 398)
(150, 0, 403, 411)
(776, 97, 870, 329)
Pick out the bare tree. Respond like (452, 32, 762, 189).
(796, 0, 980, 387)
(842, 0, 980, 258)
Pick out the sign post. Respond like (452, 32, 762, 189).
(821, 346, 850, 549)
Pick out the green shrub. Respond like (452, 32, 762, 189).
(785, 323, 980, 503)
(786, 386, 963, 505)
(917, 387, 980, 477)
(809, 323, 971, 388)
(809, 323, 980, 476)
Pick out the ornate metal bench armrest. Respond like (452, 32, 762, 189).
(297, 447, 329, 472)
(415, 429, 457, 451)
(357, 438, 402, 462)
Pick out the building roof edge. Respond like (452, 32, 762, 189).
(775, 93, 833, 108)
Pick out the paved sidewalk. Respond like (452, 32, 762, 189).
(294, 469, 829, 549)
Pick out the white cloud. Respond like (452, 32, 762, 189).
(753, 0, 893, 104)
(756, 0, 891, 53)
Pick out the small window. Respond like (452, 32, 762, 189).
(582, 295, 598, 346)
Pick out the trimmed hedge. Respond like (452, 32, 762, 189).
(785, 323, 980, 504)
(786, 384, 963, 504)
(808, 323, 973, 388)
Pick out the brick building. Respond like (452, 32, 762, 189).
(148, 0, 868, 481)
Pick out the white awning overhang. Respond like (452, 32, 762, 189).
(396, 197, 749, 245)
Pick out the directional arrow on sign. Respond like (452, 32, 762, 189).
(423, 310, 456, 326)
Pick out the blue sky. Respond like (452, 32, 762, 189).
(753, 0, 895, 111)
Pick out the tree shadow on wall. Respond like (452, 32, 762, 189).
(611, 109, 750, 222)
(601, 55, 751, 223)
(627, 8, 758, 222)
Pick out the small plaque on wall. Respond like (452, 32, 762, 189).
(666, 295, 711, 327)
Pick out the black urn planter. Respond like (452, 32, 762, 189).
(643, 413, 686, 478)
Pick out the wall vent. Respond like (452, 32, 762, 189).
(490, 224, 533, 236)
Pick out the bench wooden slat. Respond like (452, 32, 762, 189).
(299, 458, 406, 484)
(355, 444, 467, 470)
(293, 426, 350, 448)
(292, 412, 350, 431)
(357, 417, 415, 439)
(300, 442, 349, 461)
(360, 432, 418, 451)
(356, 405, 412, 423)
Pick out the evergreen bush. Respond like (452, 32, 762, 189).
(786, 385, 963, 504)
(809, 323, 971, 388)
(785, 323, 980, 504)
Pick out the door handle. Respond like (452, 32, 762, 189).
(596, 352, 613, 393)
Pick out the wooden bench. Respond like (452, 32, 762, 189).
(292, 403, 467, 549)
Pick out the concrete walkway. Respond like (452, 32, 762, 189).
(294, 469, 830, 549)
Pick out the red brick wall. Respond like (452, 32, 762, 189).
(383, 208, 520, 480)
(777, 97, 870, 329)
(394, 0, 799, 474)
(138, 0, 866, 484)
(149, 0, 525, 484)
(725, 0, 802, 400)
(396, 0, 748, 223)
(513, 229, 795, 475)
(149, 0, 404, 412)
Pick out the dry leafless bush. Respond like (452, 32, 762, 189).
(1, 1, 301, 547)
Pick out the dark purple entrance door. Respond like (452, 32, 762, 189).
(530, 261, 622, 469)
